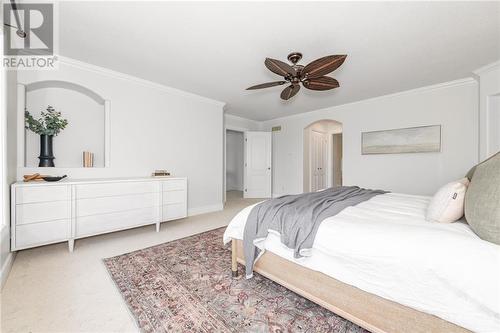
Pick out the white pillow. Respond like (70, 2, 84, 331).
(426, 178, 470, 223)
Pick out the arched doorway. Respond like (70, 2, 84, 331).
(303, 119, 343, 192)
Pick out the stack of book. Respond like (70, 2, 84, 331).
(152, 170, 170, 177)
(83, 151, 94, 167)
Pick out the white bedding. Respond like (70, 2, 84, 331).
(223, 193, 500, 333)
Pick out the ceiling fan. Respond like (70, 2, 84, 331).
(247, 52, 347, 100)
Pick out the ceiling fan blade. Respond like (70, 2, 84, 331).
(302, 55, 347, 79)
(246, 81, 286, 90)
(280, 84, 300, 100)
(303, 76, 339, 91)
(265, 58, 296, 77)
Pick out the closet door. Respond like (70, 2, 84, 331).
(311, 131, 327, 192)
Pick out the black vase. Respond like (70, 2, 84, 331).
(38, 134, 55, 167)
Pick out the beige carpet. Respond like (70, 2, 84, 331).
(1, 195, 261, 333)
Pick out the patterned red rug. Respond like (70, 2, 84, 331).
(103, 228, 368, 333)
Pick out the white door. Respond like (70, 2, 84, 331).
(244, 131, 272, 198)
(311, 131, 327, 192)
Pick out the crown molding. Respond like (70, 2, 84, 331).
(56, 55, 226, 108)
(224, 113, 256, 122)
(224, 113, 261, 130)
(473, 60, 500, 76)
(262, 77, 477, 124)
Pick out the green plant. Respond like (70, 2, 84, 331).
(25, 106, 68, 136)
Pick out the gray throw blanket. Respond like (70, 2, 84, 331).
(243, 186, 387, 278)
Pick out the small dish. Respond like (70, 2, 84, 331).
(42, 175, 67, 182)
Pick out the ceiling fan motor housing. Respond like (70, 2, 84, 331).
(287, 52, 303, 64)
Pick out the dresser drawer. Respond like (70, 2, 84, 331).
(76, 207, 159, 237)
(75, 181, 157, 199)
(162, 179, 186, 191)
(16, 185, 69, 204)
(162, 203, 187, 221)
(162, 190, 186, 205)
(11, 176, 188, 252)
(16, 219, 69, 249)
(76, 192, 159, 217)
(16, 201, 70, 225)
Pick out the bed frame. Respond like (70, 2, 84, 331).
(230, 239, 470, 333)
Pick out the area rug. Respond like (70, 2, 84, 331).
(103, 228, 368, 333)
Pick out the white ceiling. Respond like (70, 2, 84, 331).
(58, 1, 500, 121)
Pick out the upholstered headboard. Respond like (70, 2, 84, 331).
(464, 152, 500, 245)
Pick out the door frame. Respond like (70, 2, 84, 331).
(224, 128, 245, 198)
(303, 120, 343, 193)
(223, 125, 249, 204)
(332, 133, 343, 187)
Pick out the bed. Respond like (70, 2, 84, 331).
(223, 192, 500, 333)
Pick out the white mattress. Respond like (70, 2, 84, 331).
(223, 193, 500, 333)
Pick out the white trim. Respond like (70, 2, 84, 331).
(473, 60, 500, 75)
(223, 125, 248, 203)
(225, 114, 258, 127)
(188, 203, 223, 217)
(262, 77, 477, 123)
(226, 125, 250, 133)
(57, 56, 226, 108)
(0, 251, 15, 290)
(224, 113, 262, 130)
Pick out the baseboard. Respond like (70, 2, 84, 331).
(0, 252, 16, 290)
(188, 203, 224, 217)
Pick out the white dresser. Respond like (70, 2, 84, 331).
(11, 177, 188, 252)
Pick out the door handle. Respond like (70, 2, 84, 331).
(267, 167, 271, 170)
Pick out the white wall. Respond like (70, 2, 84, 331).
(488, 95, 500, 155)
(225, 130, 244, 191)
(1, 26, 18, 288)
(1, 68, 17, 288)
(25, 87, 105, 168)
(262, 79, 479, 196)
(17, 57, 226, 215)
(474, 61, 500, 160)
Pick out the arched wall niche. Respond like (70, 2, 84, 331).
(303, 119, 343, 192)
(18, 81, 110, 168)
(25, 80, 106, 105)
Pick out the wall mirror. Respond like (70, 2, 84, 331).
(18, 81, 110, 168)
